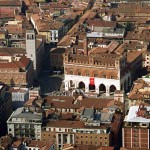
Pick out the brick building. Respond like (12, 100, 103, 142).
(63, 42, 132, 96)
(0, 56, 34, 87)
(122, 105, 150, 149)
(38, 94, 123, 149)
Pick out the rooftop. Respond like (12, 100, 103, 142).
(125, 105, 150, 122)
(8, 107, 42, 122)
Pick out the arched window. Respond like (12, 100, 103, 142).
(70, 70, 73, 75)
(79, 82, 85, 90)
(99, 84, 106, 94)
(110, 85, 116, 94)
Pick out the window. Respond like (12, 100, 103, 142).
(102, 75, 106, 78)
(86, 73, 89, 76)
(9, 128, 11, 131)
(94, 74, 98, 77)
(105, 137, 107, 139)
(78, 72, 81, 76)
(70, 71, 73, 75)
(111, 76, 115, 79)
(134, 139, 137, 142)
(27, 34, 34, 40)
(134, 143, 137, 146)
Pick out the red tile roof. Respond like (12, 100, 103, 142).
(0, 0, 21, 6)
(86, 20, 116, 28)
(0, 62, 19, 68)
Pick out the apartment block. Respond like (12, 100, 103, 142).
(7, 107, 43, 140)
(122, 105, 150, 149)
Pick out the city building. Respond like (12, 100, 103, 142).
(50, 47, 67, 70)
(7, 106, 43, 140)
(29, 87, 40, 99)
(37, 94, 123, 149)
(23, 139, 55, 150)
(63, 45, 131, 96)
(11, 87, 29, 110)
(122, 105, 150, 149)
(126, 74, 150, 114)
(0, 55, 34, 87)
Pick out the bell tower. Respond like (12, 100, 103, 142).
(26, 30, 36, 70)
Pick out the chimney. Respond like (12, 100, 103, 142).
(83, 38, 88, 55)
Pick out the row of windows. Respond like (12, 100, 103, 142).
(0, 69, 18, 72)
(69, 71, 116, 79)
(77, 136, 108, 140)
(76, 140, 108, 146)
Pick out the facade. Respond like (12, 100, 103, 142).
(11, 87, 29, 110)
(41, 120, 112, 150)
(0, 56, 34, 87)
(64, 50, 131, 96)
(29, 87, 40, 99)
(7, 107, 43, 140)
(122, 105, 150, 149)
(50, 48, 66, 70)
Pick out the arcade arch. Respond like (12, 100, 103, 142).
(110, 85, 116, 94)
(78, 81, 85, 91)
(99, 84, 106, 94)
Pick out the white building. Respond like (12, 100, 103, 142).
(7, 107, 43, 140)
(11, 87, 29, 110)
